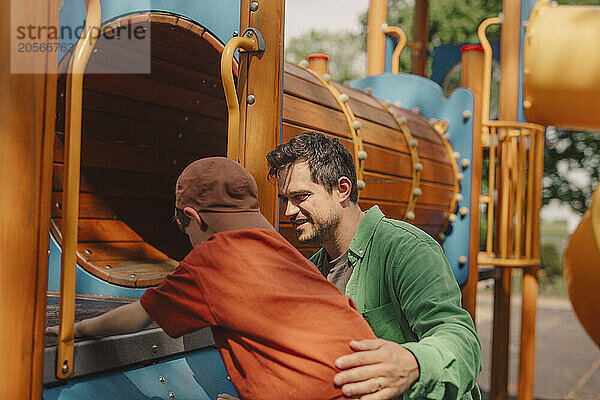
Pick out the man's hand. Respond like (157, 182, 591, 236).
(334, 338, 420, 400)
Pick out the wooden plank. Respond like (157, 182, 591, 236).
(82, 72, 228, 121)
(360, 172, 412, 204)
(283, 73, 340, 111)
(52, 218, 142, 242)
(78, 241, 170, 262)
(284, 62, 326, 86)
(52, 162, 95, 193)
(51, 192, 117, 219)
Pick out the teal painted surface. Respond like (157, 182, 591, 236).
(58, 0, 240, 62)
(43, 348, 238, 399)
(350, 73, 474, 286)
(48, 234, 147, 298)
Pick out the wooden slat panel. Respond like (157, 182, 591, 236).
(283, 73, 340, 110)
(420, 160, 454, 185)
(81, 167, 175, 199)
(361, 172, 412, 204)
(78, 241, 170, 262)
(52, 218, 142, 242)
(52, 162, 94, 192)
(51, 192, 117, 219)
(283, 94, 350, 138)
(418, 181, 454, 206)
(284, 62, 325, 86)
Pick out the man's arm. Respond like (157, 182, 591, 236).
(46, 301, 153, 338)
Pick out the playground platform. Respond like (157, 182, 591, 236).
(476, 290, 600, 399)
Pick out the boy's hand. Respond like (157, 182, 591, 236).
(45, 325, 59, 335)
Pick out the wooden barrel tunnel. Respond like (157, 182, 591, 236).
(51, 12, 460, 288)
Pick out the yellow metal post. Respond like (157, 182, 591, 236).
(57, 0, 101, 379)
(367, 0, 386, 76)
(237, 0, 285, 226)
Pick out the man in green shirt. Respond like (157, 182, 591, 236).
(267, 132, 482, 399)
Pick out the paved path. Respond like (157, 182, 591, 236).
(476, 291, 600, 399)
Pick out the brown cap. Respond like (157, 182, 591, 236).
(175, 157, 273, 232)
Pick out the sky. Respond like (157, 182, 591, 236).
(285, 0, 368, 41)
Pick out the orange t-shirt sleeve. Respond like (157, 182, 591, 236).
(140, 261, 217, 338)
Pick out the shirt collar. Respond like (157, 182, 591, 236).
(348, 205, 384, 260)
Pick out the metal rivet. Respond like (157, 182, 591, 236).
(448, 213, 458, 222)
(461, 158, 471, 169)
(357, 179, 366, 190)
(322, 73, 331, 83)
(523, 68, 530, 75)
(429, 118, 437, 125)
(438, 232, 446, 241)
(394, 100, 402, 108)
(178, 132, 183, 139)
(411, 106, 420, 114)
(458, 255, 468, 265)
(399, 116, 408, 124)
(173, 159, 177, 165)
(339, 93, 349, 103)
(298, 59, 309, 68)
(443, 132, 451, 140)
(250, 1, 259, 12)
(414, 162, 423, 172)
(247, 94, 256, 105)
(523, 100, 532, 109)
(413, 187, 422, 197)
(48, 249, 51, 256)
(462, 110, 472, 119)
(522, 20, 528, 28)
(84, 249, 92, 255)
(410, 138, 418, 148)
(56, 202, 62, 210)
(169, 392, 175, 399)
(159, 376, 166, 384)
(104, 264, 112, 269)
(152, 344, 158, 352)
(363, 87, 373, 95)
(130, 274, 137, 279)
(352, 120, 362, 130)
(456, 172, 464, 181)
(246, 30, 254, 38)
(381, 23, 388, 31)
(455, 193, 464, 202)
(227, 375, 232, 381)
(357, 150, 368, 160)
(453, 151, 460, 160)
(232, 31, 238, 37)
(184, 116, 189, 122)
(459, 207, 469, 216)
(61, 361, 69, 374)
(384, 100, 392, 107)
(405, 211, 415, 221)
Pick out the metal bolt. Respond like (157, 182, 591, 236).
(169, 392, 175, 399)
(405, 211, 415, 221)
(438, 232, 446, 241)
(246, 30, 254, 38)
(130, 273, 137, 279)
(461, 158, 471, 169)
(455, 193, 464, 202)
(104, 264, 112, 269)
(448, 213, 458, 222)
(409, 138, 418, 148)
(247, 94, 256, 105)
(523, 100, 532, 109)
(413, 187, 422, 197)
(339, 93, 349, 103)
(152, 344, 158, 352)
(352, 120, 362, 130)
(159, 376, 166, 384)
(84, 249, 92, 255)
(414, 162, 423, 172)
(227, 375, 232, 381)
(357, 150, 368, 160)
(459, 206, 469, 216)
(357, 179, 366, 190)
(462, 110, 472, 119)
(48, 249, 51, 256)
(61, 361, 69, 374)
(363, 87, 373, 95)
(250, 1, 259, 12)
(411, 106, 420, 115)
(394, 100, 402, 108)
(56, 202, 62, 210)
(458, 255, 468, 265)
(232, 31, 239, 37)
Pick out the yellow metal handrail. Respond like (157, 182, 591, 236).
(57, 0, 101, 379)
(383, 26, 420, 75)
(476, 17, 545, 268)
(221, 29, 265, 163)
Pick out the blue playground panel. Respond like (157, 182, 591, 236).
(43, 347, 238, 400)
(58, 0, 240, 62)
(350, 73, 475, 286)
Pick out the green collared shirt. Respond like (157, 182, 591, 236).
(311, 206, 482, 400)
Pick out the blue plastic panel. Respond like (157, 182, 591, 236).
(58, 0, 240, 62)
(43, 347, 238, 400)
(48, 234, 147, 299)
(350, 73, 474, 286)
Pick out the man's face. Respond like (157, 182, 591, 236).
(277, 162, 340, 245)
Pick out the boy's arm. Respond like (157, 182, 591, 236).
(46, 301, 153, 338)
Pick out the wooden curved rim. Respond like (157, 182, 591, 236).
(52, 13, 229, 287)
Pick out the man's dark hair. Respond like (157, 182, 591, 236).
(266, 132, 358, 203)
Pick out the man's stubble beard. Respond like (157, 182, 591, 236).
(298, 212, 340, 246)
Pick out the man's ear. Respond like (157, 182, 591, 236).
(183, 207, 208, 231)
(337, 176, 353, 203)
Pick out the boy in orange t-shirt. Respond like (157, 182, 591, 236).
(47, 157, 375, 400)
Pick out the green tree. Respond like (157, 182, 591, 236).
(285, 30, 365, 83)
(540, 243, 562, 280)
(543, 128, 600, 215)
